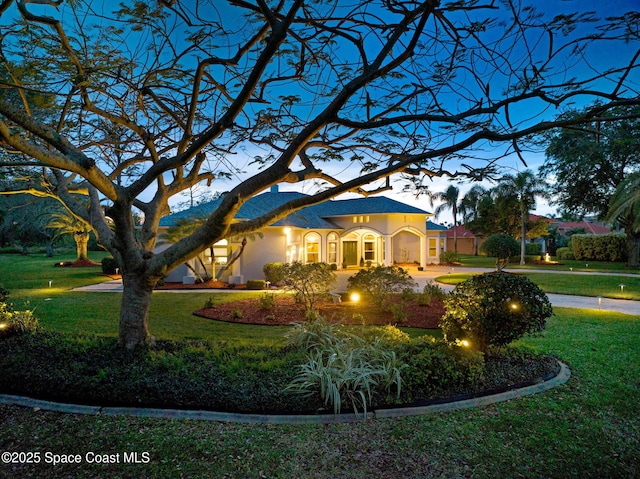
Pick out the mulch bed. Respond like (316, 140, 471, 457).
(156, 280, 244, 290)
(193, 294, 444, 328)
(54, 258, 101, 267)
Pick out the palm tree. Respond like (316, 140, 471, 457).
(431, 185, 460, 254)
(606, 171, 640, 267)
(460, 185, 487, 255)
(497, 170, 548, 265)
(47, 211, 95, 263)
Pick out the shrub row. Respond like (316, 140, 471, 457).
(571, 234, 627, 262)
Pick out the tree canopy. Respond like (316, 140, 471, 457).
(1, 0, 639, 347)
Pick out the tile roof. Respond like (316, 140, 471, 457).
(426, 220, 448, 231)
(159, 190, 430, 229)
(553, 221, 611, 235)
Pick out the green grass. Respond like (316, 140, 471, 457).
(0, 251, 111, 290)
(1, 253, 639, 477)
(457, 253, 639, 274)
(436, 272, 640, 300)
(1, 307, 638, 478)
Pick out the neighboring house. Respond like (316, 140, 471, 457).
(445, 225, 485, 255)
(552, 221, 611, 235)
(426, 220, 448, 258)
(158, 186, 440, 283)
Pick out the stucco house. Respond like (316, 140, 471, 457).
(158, 186, 442, 284)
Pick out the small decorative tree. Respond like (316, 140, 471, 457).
(481, 234, 520, 272)
(440, 273, 552, 353)
(347, 265, 417, 311)
(282, 262, 337, 314)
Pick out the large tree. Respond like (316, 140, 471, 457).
(605, 172, 640, 267)
(543, 105, 640, 266)
(1, 1, 639, 348)
(431, 185, 460, 253)
(495, 170, 548, 264)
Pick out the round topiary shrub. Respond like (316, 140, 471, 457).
(440, 272, 552, 353)
(480, 234, 520, 271)
(101, 257, 119, 275)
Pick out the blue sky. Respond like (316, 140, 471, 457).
(2, 0, 638, 225)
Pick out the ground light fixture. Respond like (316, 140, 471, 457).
(350, 292, 361, 303)
(619, 284, 625, 294)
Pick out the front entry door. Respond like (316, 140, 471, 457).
(343, 241, 358, 266)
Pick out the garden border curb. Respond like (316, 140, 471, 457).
(0, 361, 570, 424)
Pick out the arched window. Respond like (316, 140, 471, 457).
(305, 233, 321, 263)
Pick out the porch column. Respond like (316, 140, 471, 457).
(383, 234, 392, 266)
(420, 235, 427, 268)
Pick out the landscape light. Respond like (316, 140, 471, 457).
(620, 284, 625, 293)
(460, 339, 470, 347)
(350, 292, 361, 303)
(48, 280, 52, 288)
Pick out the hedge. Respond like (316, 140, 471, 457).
(571, 234, 626, 262)
(555, 247, 574, 261)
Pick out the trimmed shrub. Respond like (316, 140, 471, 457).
(246, 279, 266, 290)
(398, 337, 485, 398)
(101, 257, 119, 275)
(282, 262, 337, 312)
(263, 262, 285, 285)
(415, 281, 448, 306)
(480, 234, 520, 272)
(440, 272, 552, 353)
(347, 265, 416, 312)
(525, 243, 543, 255)
(524, 255, 541, 263)
(571, 234, 627, 262)
(439, 251, 459, 265)
(555, 247, 574, 261)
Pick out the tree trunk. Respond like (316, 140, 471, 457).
(118, 272, 155, 349)
(520, 206, 527, 265)
(627, 231, 640, 268)
(75, 232, 89, 261)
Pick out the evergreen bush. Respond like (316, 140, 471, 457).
(480, 234, 520, 271)
(571, 234, 627, 262)
(440, 272, 552, 353)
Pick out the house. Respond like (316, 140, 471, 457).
(158, 186, 441, 283)
(552, 221, 611, 235)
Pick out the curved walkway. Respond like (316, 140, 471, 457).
(0, 361, 570, 424)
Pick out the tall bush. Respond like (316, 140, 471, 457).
(263, 262, 285, 285)
(571, 234, 627, 262)
(347, 265, 416, 311)
(480, 234, 520, 272)
(281, 262, 336, 312)
(440, 272, 552, 353)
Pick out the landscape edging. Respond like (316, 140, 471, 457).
(0, 361, 570, 424)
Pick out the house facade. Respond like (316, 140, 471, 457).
(158, 186, 442, 284)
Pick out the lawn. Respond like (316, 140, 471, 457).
(1, 253, 639, 478)
(436, 271, 640, 300)
(1, 307, 638, 478)
(456, 253, 640, 274)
